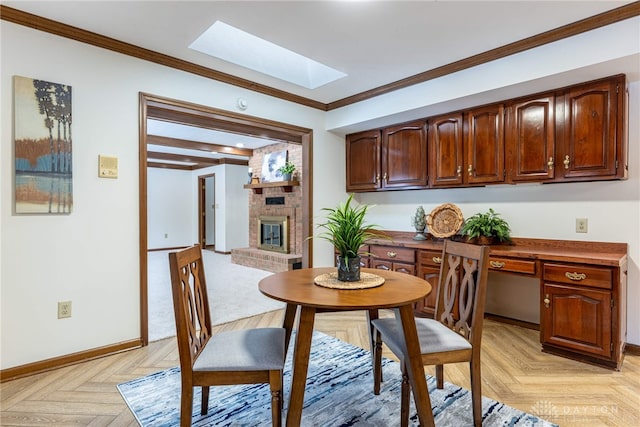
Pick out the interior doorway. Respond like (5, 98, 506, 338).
(139, 92, 314, 345)
(199, 173, 216, 250)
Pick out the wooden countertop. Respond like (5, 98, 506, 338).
(368, 231, 628, 268)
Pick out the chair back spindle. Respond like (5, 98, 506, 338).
(434, 240, 490, 348)
(169, 245, 212, 371)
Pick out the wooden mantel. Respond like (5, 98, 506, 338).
(243, 180, 300, 194)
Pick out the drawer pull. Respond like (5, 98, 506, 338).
(387, 251, 397, 258)
(490, 261, 505, 269)
(565, 272, 587, 281)
(432, 256, 442, 264)
(547, 157, 554, 170)
(563, 155, 570, 169)
(544, 294, 550, 308)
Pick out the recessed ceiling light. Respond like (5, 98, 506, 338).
(189, 21, 347, 89)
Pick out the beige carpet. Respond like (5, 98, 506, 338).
(148, 249, 285, 342)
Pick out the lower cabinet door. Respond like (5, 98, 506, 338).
(541, 283, 612, 358)
(416, 265, 440, 317)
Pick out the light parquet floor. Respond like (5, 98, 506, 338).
(2, 310, 639, 426)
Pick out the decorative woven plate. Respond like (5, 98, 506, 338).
(426, 203, 464, 238)
(314, 272, 385, 289)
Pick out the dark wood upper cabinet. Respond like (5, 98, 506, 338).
(345, 74, 626, 192)
(506, 95, 556, 182)
(559, 76, 626, 180)
(466, 104, 505, 184)
(346, 121, 427, 192)
(428, 113, 464, 187)
(346, 129, 381, 192)
(381, 120, 428, 190)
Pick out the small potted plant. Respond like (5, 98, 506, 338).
(461, 208, 512, 245)
(315, 194, 385, 281)
(277, 161, 296, 181)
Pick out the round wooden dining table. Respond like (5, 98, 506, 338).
(259, 267, 434, 427)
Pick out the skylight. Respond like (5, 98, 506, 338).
(189, 21, 347, 90)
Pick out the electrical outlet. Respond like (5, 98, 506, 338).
(576, 218, 588, 233)
(58, 301, 72, 319)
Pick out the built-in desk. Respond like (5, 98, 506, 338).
(364, 232, 628, 370)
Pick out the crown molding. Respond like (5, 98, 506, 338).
(2, 2, 639, 111)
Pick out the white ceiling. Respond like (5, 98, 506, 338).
(4, 0, 633, 104)
(5, 0, 636, 162)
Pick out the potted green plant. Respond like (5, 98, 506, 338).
(315, 194, 385, 281)
(277, 161, 296, 181)
(460, 208, 512, 244)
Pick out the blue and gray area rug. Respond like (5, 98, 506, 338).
(118, 331, 557, 426)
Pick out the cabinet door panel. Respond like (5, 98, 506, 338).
(346, 130, 381, 192)
(542, 283, 611, 358)
(429, 113, 464, 187)
(467, 104, 505, 184)
(561, 80, 617, 178)
(382, 121, 428, 189)
(507, 96, 555, 182)
(417, 264, 440, 317)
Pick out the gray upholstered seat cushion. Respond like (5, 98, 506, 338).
(372, 318, 471, 357)
(194, 328, 285, 372)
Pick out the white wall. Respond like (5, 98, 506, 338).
(0, 21, 329, 369)
(147, 168, 193, 249)
(223, 165, 251, 252)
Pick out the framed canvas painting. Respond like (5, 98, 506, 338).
(261, 150, 287, 182)
(14, 76, 73, 214)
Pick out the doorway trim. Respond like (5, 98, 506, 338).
(139, 92, 313, 345)
(198, 173, 215, 250)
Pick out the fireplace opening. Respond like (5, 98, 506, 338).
(258, 215, 289, 253)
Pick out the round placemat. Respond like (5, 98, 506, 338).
(426, 203, 464, 238)
(314, 272, 385, 289)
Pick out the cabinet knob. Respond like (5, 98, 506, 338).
(387, 251, 397, 258)
(432, 256, 442, 264)
(383, 173, 388, 184)
(456, 165, 462, 176)
(563, 155, 570, 169)
(547, 157, 554, 170)
(375, 174, 380, 184)
(544, 294, 550, 308)
(468, 164, 473, 174)
(565, 271, 587, 281)
(490, 261, 505, 269)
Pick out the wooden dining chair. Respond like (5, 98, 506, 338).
(371, 240, 491, 427)
(169, 244, 285, 427)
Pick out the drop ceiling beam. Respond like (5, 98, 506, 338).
(147, 134, 253, 157)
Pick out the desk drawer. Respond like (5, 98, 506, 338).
(489, 257, 536, 275)
(543, 263, 612, 289)
(370, 245, 415, 263)
(418, 249, 444, 268)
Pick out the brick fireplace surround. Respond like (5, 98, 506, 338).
(231, 143, 303, 273)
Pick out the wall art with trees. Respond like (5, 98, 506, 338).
(14, 76, 72, 214)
